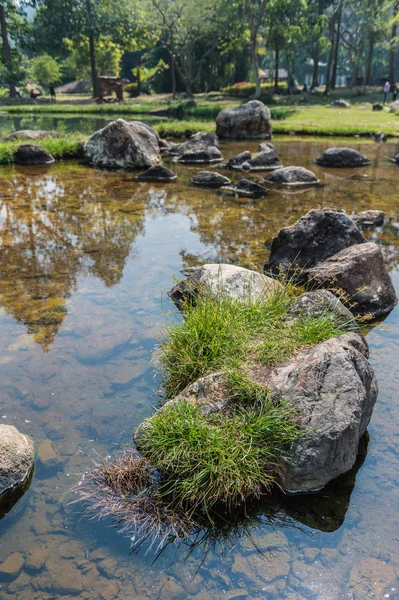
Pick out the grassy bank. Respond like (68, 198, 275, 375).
(0, 136, 84, 164)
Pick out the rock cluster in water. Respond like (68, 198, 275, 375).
(264, 208, 397, 317)
(138, 262, 379, 494)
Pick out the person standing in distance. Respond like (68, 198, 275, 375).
(383, 80, 390, 104)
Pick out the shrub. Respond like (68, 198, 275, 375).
(124, 83, 139, 97)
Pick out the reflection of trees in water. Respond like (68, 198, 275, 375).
(0, 166, 146, 349)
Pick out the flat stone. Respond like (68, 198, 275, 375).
(191, 171, 230, 188)
(112, 360, 147, 387)
(240, 149, 281, 171)
(351, 209, 385, 227)
(30, 396, 51, 411)
(221, 178, 268, 198)
(316, 147, 370, 168)
(222, 150, 252, 170)
(166, 131, 219, 156)
(0, 552, 24, 581)
(5, 130, 63, 141)
(264, 166, 319, 185)
(348, 557, 398, 598)
(176, 146, 223, 164)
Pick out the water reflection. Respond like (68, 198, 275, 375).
(0, 139, 398, 599)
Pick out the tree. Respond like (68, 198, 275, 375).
(31, 54, 61, 86)
(244, 0, 269, 97)
(0, 0, 30, 97)
(62, 36, 123, 80)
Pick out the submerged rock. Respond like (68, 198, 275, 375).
(264, 209, 365, 277)
(0, 425, 34, 497)
(262, 332, 378, 493)
(351, 209, 385, 227)
(216, 100, 272, 140)
(5, 130, 63, 141)
(305, 242, 398, 317)
(15, 144, 55, 166)
(221, 178, 268, 198)
(389, 148, 399, 163)
(137, 165, 177, 182)
(168, 263, 283, 310)
(316, 147, 370, 168)
(84, 118, 161, 169)
(264, 166, 319, 185)
(191, 171, 230, 188)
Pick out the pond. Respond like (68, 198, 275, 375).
(0, 135, 399, 599)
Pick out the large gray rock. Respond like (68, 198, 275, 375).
(216, 100, 272, 140)
(0, 425, 34, 496)
(168, 263, 283, 310)
(260, 333, 378, 493)
(316, 147, 370, 168)
(264, 209, 365, 277)
(285, 289, 360, 332)
(264, 166, 319, 185)
(15, 144, 55, 166)
(84, 118, 161, 169)
(5, 130, 63, 141)
(166, 132, 219, 156)
(305, 242, 398, 317)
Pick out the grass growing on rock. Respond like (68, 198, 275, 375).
(138, 389, 302, 513)
(159, 287, 348, 399)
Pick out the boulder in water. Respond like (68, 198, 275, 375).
(264, 166, 319, 185)
(264, 209, 365, 277)
(351, 210, 385, 227)
(221, 178, 268, 198)
(216, 100, 272, 139)
(305, 242, 398, 318)
(191, 171, 230, 188)
(166, 132, 219, 156)
(84, 118, 161, 169)
(0, 425, 34, 498)
(15, 144, 55, 166)
(316, 147, 370, 168)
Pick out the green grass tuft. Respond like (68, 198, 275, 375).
(138, 390, 303, 512)
(0, 136, 85, 164)
(159, 287, 349, 399)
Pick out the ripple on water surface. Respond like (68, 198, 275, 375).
(0, 138, 398, 599)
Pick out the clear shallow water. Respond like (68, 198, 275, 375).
(0, 139, 398, 599)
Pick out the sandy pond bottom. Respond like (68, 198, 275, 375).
(0, 138, 399, 599)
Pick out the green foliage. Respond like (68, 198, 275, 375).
(124, 83, 140, 97)
(132, 59, 168, 87)
(159, 287, 350, 398)
(62, 36, 123, 78)
(30, 55, 62, 86)
(138, 391, 303, 511)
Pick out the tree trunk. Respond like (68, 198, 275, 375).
(89, 34, 99, 98)
(251, 38, 261, 98)
(365, 33, 375, 86)
(331, 0, 342, 90)
(170, 34, 176, 98)
(274, 44, 279, 87)
(324, 17, 336, 93)
(388, 1, 399, 84)
(311, 44, 320, 89)
(0, 3, 16, 98)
